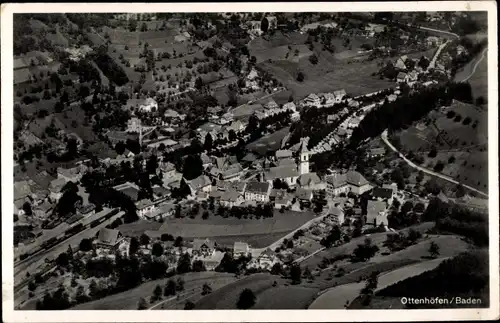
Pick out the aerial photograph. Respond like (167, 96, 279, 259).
(12, 11, 490, 311)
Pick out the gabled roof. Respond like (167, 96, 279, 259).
(221, 190, 241, 202)
(265, 165, 299, 181)
(275, 149, 293, 159)
(49, 177, 68, 193)
(259, 248, 276, 258)
(334, 89, 347, 97)
(192, 238, 216, 250)
(367, 200, 387, 214)
(234, 241, 249, 253)
(328, 205, 344, 217)
(246, 181, 270, 195)
(346, 171, 369, 187)
(97, 228, 121, 246)
(397, 72, 407, 79)
(187, 175, 211, 191)
(372, 187, 393, 199)
(277, 158, 296, 167)
(295, 188, 313, 200)
(297, 173, 322, 187)
(14, 181, 32, 200)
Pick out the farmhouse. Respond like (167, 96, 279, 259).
(328, 205, 345, 225)
(136, 199, 156, 218)
(333, 89, 347, 103)
(192, 238, 217, 257)
(57, 164, 87, 183)
(248, 248, 280, 270)
(185, 175, 212, 197)
(372, 187, 395, 205)
(366, 200, 388, 226)
(233, 241, 250, 258)
(326, 170, 371, 196)
(48, 177, 68, 202)
(367, 147, 386, 158)
(95, 228, 125, 251)
(295, 188, 313, 203)
(220, 190, 244, 207)
(244, 181, 271, 203)
(302, 93, 321, 107)
(397, 72, 408, 83)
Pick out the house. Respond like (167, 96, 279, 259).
(303, 93, 321, 107)
(426, 36, 441, 47)
(327, 114, 339, 124)
(407, 71, 419, 84)
(251, 248, 279, 270)
(372, 187, 395, 205)
(160, 162, 177, 178)
(326, 170, 371, 196)
(347, 116, 362, 129)
(220, 190, 244, 207)
(367, 147, 386, 158)
(144, 203, 175, 221)
(185, 175, 212, 196)
(275, 149, 293, 160)
(57, 164, 87, 183)
(164, 108, 181, 120)
(114, 182, 140, 202)
(328, 205, 345, 225)
(295, 188, 313, 203)
(48, 177, 68, 202)
(397, 72, 408, 83)
(264, 164, 300, 187)
(297, 173, 325, 190)
(387, 94, 398, 102)
(283, 102, 297, 112)
(334, 89, 347, 103)
(274, 194, 293, 209)
(136, 199, 156, 218)
(233, 242, 250, 258)
(126, 117, 142, 133)
(95, 228, 124, 250)
(139, 98, 158, 112)
(192, 238, 217, 257)
(366, 200, 388, 226)
(200, 153, 213, 169)
(382, 183, 398, 197)
(245, 181, 271, 203)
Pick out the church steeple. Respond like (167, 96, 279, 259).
(299, 138, 309, 175)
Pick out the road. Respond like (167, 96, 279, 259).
(14, 210, 125, 291)
(428, 40, 451, 69)
(455, 47, 488, 82)
(418, 26, 459, 39)
(381, 129, 488, 198)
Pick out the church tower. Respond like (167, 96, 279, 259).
(299, 138, 309, 175)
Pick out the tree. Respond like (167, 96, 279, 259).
(192, 260, 207, 272)
(309, 55, 319, 65)
(184, 301, 195, 309)
(202, 283, 212, 295)
(22, 201, 32, 215)
(429, 241, 440, 258)
(164, 279, 177, 296)
(176, 277, 185, 291)
(153, 285, 162, 301)
(177, 252, 192, 274)
(152, 242, 164, 257)
(261, 17, 269, 33)
(290, 264, 302, 285)
(296, 72, 305, 82)
(237, 288, 256, 309)
(137, 297, 148, 309)
(195, 77, 203, 90)
(174, 236, 183, 247)
(140, 233, 151, 246)
(204, 133, 213, 151)
(129, 237, 140, 255)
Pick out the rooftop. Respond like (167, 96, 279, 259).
(246, 181, 270, 194)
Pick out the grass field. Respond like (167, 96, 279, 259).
(118, 220, 163, 237)
(454, 48, 488, 101)
(258, 53, 392, 100)
(148, 210, 316, 249)
(71, 272, 236, 310)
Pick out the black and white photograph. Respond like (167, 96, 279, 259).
(2, 2, 498, 322)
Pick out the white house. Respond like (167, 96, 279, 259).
(233, 241, 250, 258)
(244, 181, 271, 203)
(136, 199, 156, 218)
(333, 89, 347, 103)
(302, 93, 321, 107)
(366, 200, 388, 226)
(326, 170, 371, 196)
(138, 98, 158, 113)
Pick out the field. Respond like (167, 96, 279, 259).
(148, 210, 316, 249)
(71, 272, 236, 310)
(397, 100, 488, 191)
(117, 220, 163, 237)
(454, 47, 488, 101)
(246, 127, 291, 156)
(309, 257, 448, 309)
(258, 53, 392, 100)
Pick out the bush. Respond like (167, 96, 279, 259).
(237, 288, 256, 309)
(446, 110, 456, 118)
(296, 72, 305, 82)
(462, 117, 472, 125)
(453, 114, 462, 122)
(433, 161, 445, 172)
(309, 55, 318, 65)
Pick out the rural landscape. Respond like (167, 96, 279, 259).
(11, 11, 490, 311)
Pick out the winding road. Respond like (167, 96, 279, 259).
(456, 47, 488, 82)
(381, 130, 488, 198)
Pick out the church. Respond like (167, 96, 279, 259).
(263, 139, 312, 188)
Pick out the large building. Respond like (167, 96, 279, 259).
(326, 170, 372, 196)
(245, 181, 271, 203)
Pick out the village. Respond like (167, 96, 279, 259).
(11, 10, 490, 311)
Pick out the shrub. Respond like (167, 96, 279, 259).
(453, 114, 462, 122)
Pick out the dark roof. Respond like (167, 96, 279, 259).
(372, 187, 393, 199)
(192, 238, 216, 250)
(245, 181, 270, 195)
(97, 228, 122, 246)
